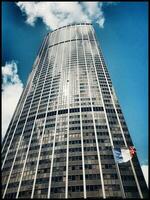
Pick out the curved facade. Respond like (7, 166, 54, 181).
(2, 23, 148, 198)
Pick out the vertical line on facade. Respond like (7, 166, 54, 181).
(16, 36, 51, 199)
(47, 30, 64, 198)
(91, 26, 143, 198)
(76, 25, 87, 199)
(1, 36, 47, 168)
(81, 24, 106, 199)
(88, 26, 126, 198)
(3, 35, 49, 198)
(30, 32, 58, 198)
(1, 35, 47, 155)
(65, 26, 71, 199)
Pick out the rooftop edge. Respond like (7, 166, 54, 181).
(46, 23, 92, 35)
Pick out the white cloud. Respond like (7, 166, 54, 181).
(141, 165, 149, 187)
(82, 2, 105, 28)
(16, 2, 107, 30)
(2, 61, 23, 139)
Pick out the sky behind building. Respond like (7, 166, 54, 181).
(2, 2, 148, 186)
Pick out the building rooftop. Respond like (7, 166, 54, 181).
(47, 22, 92, 35)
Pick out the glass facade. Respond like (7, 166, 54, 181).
(2, 23, 148, 198)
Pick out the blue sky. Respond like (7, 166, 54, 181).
(2, 2, 148, 169)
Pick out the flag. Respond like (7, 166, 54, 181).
(129, 146, 136, 157)
(113, 146, 136, 163)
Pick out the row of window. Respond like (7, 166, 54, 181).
(23, 106, 104, 121)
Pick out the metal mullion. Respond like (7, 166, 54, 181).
(15, 48, 49, 198)
(88, 25, 126, 198)
(3, 36, 49, 198)
(16, 34, 56, 199)
(81, 24, 106, 199)
(2, 36, 47, 155)
(31, 32, 60, 198)
(86, 25, 126, 198)
(65, 26, 71, 199)
(2, 39, 47, 167)
(91, 26, 143, 198)
(76, 25, 86, 199)
(47, 32, 65, 198)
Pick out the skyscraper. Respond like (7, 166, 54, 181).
(2, 23, 148, 198)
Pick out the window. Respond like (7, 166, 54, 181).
(106, 109, 115, 113)
(69, 156, 82, 161)
(70, 108, 80, 113)
(86, 185, 101, 191)
(68, 185, 83, 192)
(39, 159, 50, 165)
(47, 111, 57, 116)
(51, 187, 65, 193)
(69, 140, 81, 145)
(86, 164, 94, 170)
(69, 147, 81, 152)
(81, 107, 92, 112)
(85, 155, 98, 160)
(5, 193, 17, 198)
(21, 180, 33, 186)
(58, 109, 68, 114)
(36, 177, 49, 184)
(37, 113, 46, 119)
(85, 174, 100, 180)
(93, 107, 104, 111)
(8, 182, 19, 188)
(52, 176, 63, 182)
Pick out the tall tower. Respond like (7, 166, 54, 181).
(2, 23, 148, 199)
